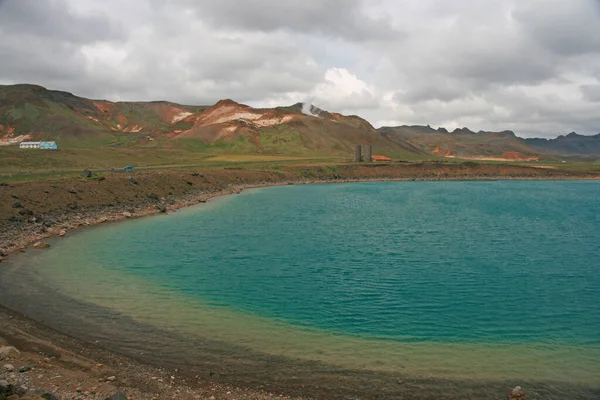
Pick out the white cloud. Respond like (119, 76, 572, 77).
(310, 68, 379, 111)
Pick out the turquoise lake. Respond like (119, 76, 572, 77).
(3, 180, 600, 389)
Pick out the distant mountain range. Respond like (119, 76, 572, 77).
(0, 84, 598, 160)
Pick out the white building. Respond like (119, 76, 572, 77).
(20, 142, 41, 149)
(19, 141, 58, 150)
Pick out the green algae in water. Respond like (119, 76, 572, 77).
(12, 181, 600, 384)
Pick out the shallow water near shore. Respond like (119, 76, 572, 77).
(2, 181, 600, 397)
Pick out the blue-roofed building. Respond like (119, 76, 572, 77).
(40, 141, 58, 150)
(20, 141, 58, 150)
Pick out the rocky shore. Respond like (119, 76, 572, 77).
(1, 162, 598, 259)
(1, 162, 599, 399)
(0, 305, 304, 400)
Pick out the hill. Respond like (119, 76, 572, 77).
(0, 84, 208, 148)
(0, 84, 420, 159)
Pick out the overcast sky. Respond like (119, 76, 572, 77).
(1, 0, 599, 138)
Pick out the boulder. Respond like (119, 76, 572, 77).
(0, 383, 15, 396)
(510, 386, 526, 400)
(2, 364, 14, 372)
(122, 212, 132, 218)
(156, 204, 167, 213)
(32, 242, 50, 249)
(41, 393, 60, 400)
(0, 346, 20, 360)
(105, 392, 127, 400)
(12, 202, 23, 209)
(81, 169, 92, 178)
(67, 188, 77, 194)
(146, 193, 159, 202)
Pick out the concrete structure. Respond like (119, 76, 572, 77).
(19, 141, 58, 150)
(354, 144, 362, 162)
(363, 144, 372, 163)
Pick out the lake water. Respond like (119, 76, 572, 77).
(2, 181, 600, 398)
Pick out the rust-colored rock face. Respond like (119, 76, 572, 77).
(500, 151, 540, 161)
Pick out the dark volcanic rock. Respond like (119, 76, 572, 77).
(146, 192, 159, 202)
(12, 202, 23, 209)
(0, 384, 17, 397)
(82, 169, 92, 178)
(41, 393, 60, 400)
(105, 392, 128, 400)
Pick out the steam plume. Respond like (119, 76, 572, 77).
(301, 102, 321, 117)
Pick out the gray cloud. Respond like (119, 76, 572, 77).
(581, 84, 600, 102)
(513, 0, 600, 57)
(0, 0, 124, 90)
(0, 0, 122, 43)
(177, 0, 400, 41)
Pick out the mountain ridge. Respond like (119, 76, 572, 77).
(0, 84, 598, 159)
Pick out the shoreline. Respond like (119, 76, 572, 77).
(2, 163, 600, 400)
(2, 164, 599, 259)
